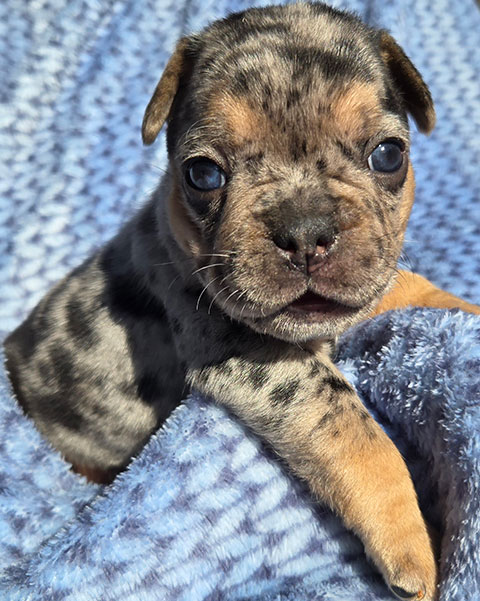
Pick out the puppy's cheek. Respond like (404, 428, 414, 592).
(398, 163, 416, 233)
(167, 180, 204, 257)
(325, 207, 402, 298)
(327, 234, 388, 292)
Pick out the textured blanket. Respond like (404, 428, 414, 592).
(1, 0, 480, 600)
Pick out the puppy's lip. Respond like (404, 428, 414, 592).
(286, 291, 359, 316)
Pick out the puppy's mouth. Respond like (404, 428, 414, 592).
(286, 290, 359, 318)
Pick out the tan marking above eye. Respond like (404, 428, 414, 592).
(330, 82, 382, 138)
(208, 92, 266, 145)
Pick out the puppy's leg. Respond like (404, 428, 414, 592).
(373, 270, 480, 316)
(4, 240, 185, 484)
(187, 345, 437, 601)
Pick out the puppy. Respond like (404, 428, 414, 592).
(5, 3, 480, 599)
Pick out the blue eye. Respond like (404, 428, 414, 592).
(185, 159, 226, 191)
(368, 141, 404, 173)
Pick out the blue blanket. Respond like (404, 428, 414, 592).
(1, 0, 480, 600)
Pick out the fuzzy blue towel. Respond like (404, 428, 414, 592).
(1, 0, 480, 599)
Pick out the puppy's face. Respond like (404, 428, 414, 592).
(143, 3, 435, 342)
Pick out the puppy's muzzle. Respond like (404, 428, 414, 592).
(271, 214, 338, 275)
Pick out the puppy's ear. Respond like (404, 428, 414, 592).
(379, 32, 436, 134)
(142, 38, 193, 145)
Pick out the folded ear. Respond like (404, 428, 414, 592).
(379, 31, 436, 134)
(142, 38, 193, 145)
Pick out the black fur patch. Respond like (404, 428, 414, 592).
(66, 297, 99, 350)
(337, 142, 357, 162)
(47, 346, 77, 387)
(269, 378, 300, 406)
(232, 67, 261, 95)
(4, 313, 47, 363)
(277, 45, 360, 81)
(248, 363, 270, 389)
(314, 402, 345, 430)
(361, 255, 373, 269)
(323, 375, 354, 394)
(137, 372, 164, 404)
(137, 204, 158, 236)
(286, 87, 301, 109)
(382, 84, 408, 125)
(171, 318, 183, 335)
(101, 246, 166, 321)
(31, 390, 87, 432)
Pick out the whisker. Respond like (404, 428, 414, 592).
(167, 274, 182, 291)
(208, 286, 231, 315)
(190, 263, 225, 278)
(223, 288, 242, 306)
(148, 163, 168, 175)
(153, 252, 234, 269)
(197, 253, 233, 258)
(195, 275, 224, 311)
(229, 289, 246, 317)
(239, 300, 250, 322)
(398, 250, 415, 272)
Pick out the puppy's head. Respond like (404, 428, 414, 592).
(142, 2, 435, 342)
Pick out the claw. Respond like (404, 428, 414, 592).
(390, 585, 425, 600)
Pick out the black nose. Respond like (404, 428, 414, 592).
(272, 215, 338, 273)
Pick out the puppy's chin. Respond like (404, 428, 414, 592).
(244, 297, 374, 343)
(210, 286, 377, 343)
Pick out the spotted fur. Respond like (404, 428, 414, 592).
(5, 3, 480, 600)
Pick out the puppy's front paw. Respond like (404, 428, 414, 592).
(321, 421, 438, 601)
(351, 451, 438, 601)
(383, 538, 437, 601)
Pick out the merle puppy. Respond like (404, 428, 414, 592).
(6, 3, 479, 599)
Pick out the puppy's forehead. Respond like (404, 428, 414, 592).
(183, 3, 400, 150)
(200, 2, 379, 84)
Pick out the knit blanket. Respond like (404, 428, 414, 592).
(1, 0, 480, 600)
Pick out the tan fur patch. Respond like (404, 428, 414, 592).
(328, 431, 436, 596)
(399, 163, 416, 229)
(142, 38, 190, 145)
(372, 270, 480, 316)
(71, 462, 119, 484)
(167, 178, 203, 256)
(209, 92, 265, 145)
(330, 82, 382, 138)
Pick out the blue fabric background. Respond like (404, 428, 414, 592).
(1, 1, 479, 600)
